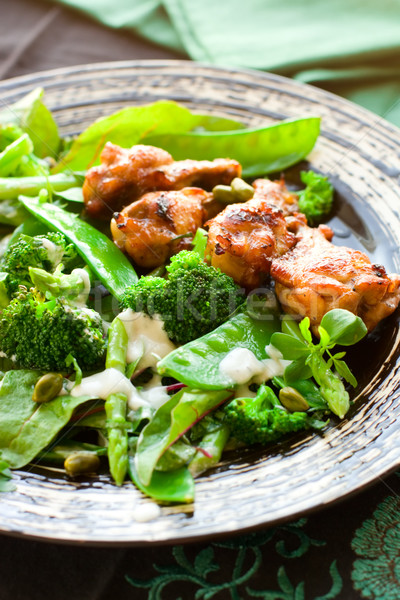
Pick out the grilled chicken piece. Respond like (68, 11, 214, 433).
(252, 178, 299, 215)
(271, 225, 400, 332)
(111, 188, 214, 269)
(83, 143, 241, 219)
(205, 197, 297, 289)
(252, 178, 307, 231)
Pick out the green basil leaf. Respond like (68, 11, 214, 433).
(333, 359, 358, 387)
(284, 356, 313, 383)
(320, 309, 368, 346)
(281, 316, 304, 341)
(270, 332, 308, 359)
(299, 317, 312, 343)
(318, 325, 331, 349)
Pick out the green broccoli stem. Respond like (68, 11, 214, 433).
(0, 134, 33, 177)
(0, 172, 80, 200)
(308, 352, 349, 419)
(28, 266, 89, 305)
(105, 317, 129, 486)
(189, 424, 230, 477)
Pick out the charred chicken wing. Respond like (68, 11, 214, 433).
(271, 225, 400, 332)
(83, 143, 241, 219)
(205, 197, 297, 289)
(111, 188, 213, 269)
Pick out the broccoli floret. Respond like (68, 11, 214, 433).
(122, 276, 167, 317)
(223, 384, 313, 446)
(297, 170, 334, 225)
(121, 250, 244, 344)
(29, 265, 91, 306)
(1, 232, 78, 297)
(0, 289, 105, 371)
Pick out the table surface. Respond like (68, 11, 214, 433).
(1, 1, 400, 599)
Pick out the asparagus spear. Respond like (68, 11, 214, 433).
(0, 172, 81, 200)
(105, 317, 129, 486)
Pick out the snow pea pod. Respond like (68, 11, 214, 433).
(158, 307, 280, 390)
(19, 198, 138, 299)
(145, 117, 320, 178)
(0, 172, 81, 200)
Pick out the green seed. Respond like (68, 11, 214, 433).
(212, 184, 236, 204)
(64, 451, 100, 476)
(231, 178, 255, 201)
(279, 387, 310, 412)
(32, 373, 63, 404)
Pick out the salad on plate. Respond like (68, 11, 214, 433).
(0, 88, 398, 506)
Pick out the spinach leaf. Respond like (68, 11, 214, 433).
(54, 101, 243, 173)
(0, 459, 15, 492)
(135, 389, 230, 486)
(129, 455, 194, 504)
(0, 370, 96, 468)
(0, 88, 60, 158)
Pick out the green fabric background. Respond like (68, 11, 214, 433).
(51, 0, 400, 126)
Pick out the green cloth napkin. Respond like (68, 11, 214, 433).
(51, 0, 400, 126)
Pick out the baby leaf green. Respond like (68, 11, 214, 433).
(320, 309, 367, 346)
(0, 88, 60, 158)
(135, 389, 230, 486)
(129, 455, 194, 504)
(0, 370, 97, 469)
(54, 101, 244, 173)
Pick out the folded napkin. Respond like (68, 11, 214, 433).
(51, 0, 400, 126)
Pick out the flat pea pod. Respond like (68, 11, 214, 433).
(32, 373, 63, 404)
(19, 197, 138, 299)
(0, 173, 80, 200)
(158, 306, 280, 390)
(145, 117, 321, 178)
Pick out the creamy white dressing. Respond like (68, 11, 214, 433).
(139, 374, 171, 409)
(132, 503, 161, 522)
(71, 268, 91, 307)
(219, 346, 291, 386)
(41, 238, 63, 266)
(69, 367, 148, 410)
(118, 309, 176, 371)
(69, 368, 171, 411)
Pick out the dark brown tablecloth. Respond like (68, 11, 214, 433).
(1, 2, 400, 599)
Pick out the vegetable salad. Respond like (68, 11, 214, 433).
(0, 89, 368, 503)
